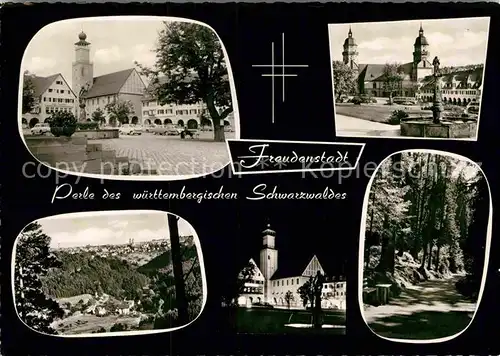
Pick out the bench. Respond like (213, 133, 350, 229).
(362, 278, 392, 305)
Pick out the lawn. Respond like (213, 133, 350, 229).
(235, 307, 346, 335)
(336, 103, 433, 124)
(54, 314, 142, 335)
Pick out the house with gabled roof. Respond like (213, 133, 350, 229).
(72, 31, 146, 124)
(236, 223, 346, 310)
(22, 72, 77, 128)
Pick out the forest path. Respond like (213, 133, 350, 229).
(364, 275, 476, 340)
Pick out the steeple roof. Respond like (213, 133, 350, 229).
(75, 31, 90, 46)
(262, 222, 276, 236)
(343, 26, 357, 47)
(414, 23, 429, 46)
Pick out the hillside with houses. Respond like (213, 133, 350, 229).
(39, 236, 202, 334)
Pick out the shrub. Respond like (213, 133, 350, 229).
(77, 122, 99, 131)
(351, 97, 362, 105)
(47, 111, 77, 137)
(388, 109, 409, 125)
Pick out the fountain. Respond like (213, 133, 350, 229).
(400, 56, 477, 139)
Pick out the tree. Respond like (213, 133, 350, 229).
(332, 60, 357, 101)
(136, 22, 232, 142)
(91, 108, 106, 125)
(168, 214, 189, 325)
(382, 63, 405, 104)
(105, 100, 134, 126)
(224, 260, 257, 307)
(284, 290, 294, 309)
(14, 222, 64, 334)
(23, 72, 36, 114)
(297, 271, 325, 328)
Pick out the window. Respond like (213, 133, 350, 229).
(166, 109, 173, 114)
(286, 280, 289, 286)
(48, 89, 53, 93)
(291, 279, 294, 285)
(297, 278, 299, 284)
(281, 280, 284, 286)
(56, 80, 62, 85)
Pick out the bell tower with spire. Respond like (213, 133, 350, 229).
(259, 221, 278, 302)
(342, 26, 359, 72)
(412, 23, 432, 82)
(72, 30, 94, 119)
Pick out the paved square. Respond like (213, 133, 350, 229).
(89, 131, 235, 176)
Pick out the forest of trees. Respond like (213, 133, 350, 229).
(42, 252, 149, 300)
(365, 152, 488, 299)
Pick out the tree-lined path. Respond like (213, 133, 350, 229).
(364, 274, 476, 340)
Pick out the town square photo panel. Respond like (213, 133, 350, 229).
(19, 16, 240, 180)
(2, 2, 500, 356)
(329, 17, 490, 140)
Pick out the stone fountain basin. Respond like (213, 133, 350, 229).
(400, 118, 477, 139)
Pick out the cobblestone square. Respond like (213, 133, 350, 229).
(89, 131, 235, 176)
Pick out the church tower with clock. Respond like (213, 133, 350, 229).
(259, 223, 278, 302)
(72, 31, 94, 119)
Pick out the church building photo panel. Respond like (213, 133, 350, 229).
(18, 17, 239, 179)
(220, 205, 347, 335)
(328, 17, 490, 140)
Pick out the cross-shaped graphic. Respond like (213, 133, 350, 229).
(252, 33, 309, 123)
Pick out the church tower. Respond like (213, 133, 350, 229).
(259, 222, 278, 303)
(72, 31, 94, 119)
(412, 23, 431, 81)
(342, 26, 359, 73)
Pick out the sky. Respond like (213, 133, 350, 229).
(32, 211, 194, 249)
(329, 17, 490, 66)
(21, 17, 170, 88)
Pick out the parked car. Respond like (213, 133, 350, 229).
(170, 125, 184, 135)
(151, 125, 167, 135)
(143, 124, 156, 133)
(31, 123, 51, 135)
(119, 124, 142, 135)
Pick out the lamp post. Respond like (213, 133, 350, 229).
(432, 56, 443, 124)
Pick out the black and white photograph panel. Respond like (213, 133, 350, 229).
(221, 210, 347, 335)
(359, 150, 491, 342)
(329, 17, 490, 140)
(12, 210, 206, 336)
(19, 16, 239, 179)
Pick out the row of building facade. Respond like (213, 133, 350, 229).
(22, 31, 234, 129)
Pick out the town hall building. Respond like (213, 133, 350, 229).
(341, 24, 483, 105)
(236, 224, 346, 310)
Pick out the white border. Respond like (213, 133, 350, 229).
(357, 149, 493, 343)
(225, 138, 365, 175)
(11, 209, 208, 338)
(18, 16, 240, 181)
(327, 17, 491, 142)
